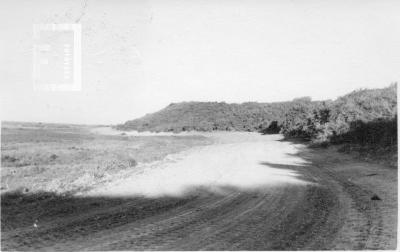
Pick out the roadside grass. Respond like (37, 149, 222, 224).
(1, 122, 212, 194)
(337, 144, 397, 168)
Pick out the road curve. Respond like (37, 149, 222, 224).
(1, 133, 396, 250)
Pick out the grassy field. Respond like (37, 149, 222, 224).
(1, 121, 212, 194)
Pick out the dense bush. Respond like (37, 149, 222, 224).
(117, 101, 296, 133)
(280, 84, 397, 149)
(330, 117, 397, 147)
(260, 121, 281, 134)
(119, 84, 397, 151)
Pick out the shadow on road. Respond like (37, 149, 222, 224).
(1, 188, 204, 250)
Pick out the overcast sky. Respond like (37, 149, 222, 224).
(1, 0, 399, 124)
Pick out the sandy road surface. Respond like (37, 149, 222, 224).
(1, 133, 397, 250)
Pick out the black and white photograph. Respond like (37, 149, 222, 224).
(0, 0, 398, 250)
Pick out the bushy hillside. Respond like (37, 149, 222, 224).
(279, 84, 397, 165)
(118, 84, 397, 164)
(118, 84, 397, 163)
(117, 101, 298, 132)
(280, 84, 397, 143)
(119, 84, 397, 150)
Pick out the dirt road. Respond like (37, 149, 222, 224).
(1, 133, 397, 250)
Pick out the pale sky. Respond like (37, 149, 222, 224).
(1, 0, 399, 124)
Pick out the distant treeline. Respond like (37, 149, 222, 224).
(118, 84, 397, 149)
(118, 101, 295, 132)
